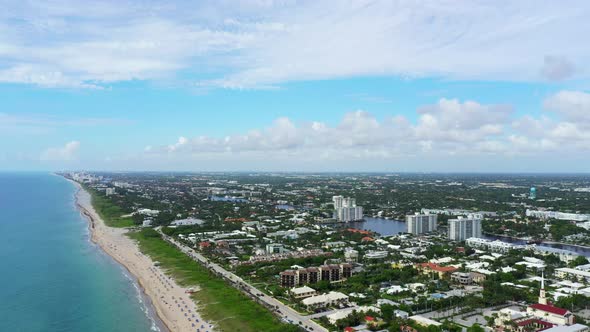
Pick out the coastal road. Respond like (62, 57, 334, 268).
(157, 229, 328, 332)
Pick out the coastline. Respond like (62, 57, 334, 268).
(67, 178, 214, 332)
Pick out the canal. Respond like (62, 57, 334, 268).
(346, 217, 590, 257)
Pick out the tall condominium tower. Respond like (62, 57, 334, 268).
(448, 215, 482, 241)
(406, 213, 438, 235)
(332, 195, 344, 209)
(332, 195, 363, 222)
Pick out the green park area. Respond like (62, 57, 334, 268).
(128, 228, 300, 332)
(86, 188, 136, 227)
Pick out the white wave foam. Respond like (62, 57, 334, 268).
(124, 270, 162, 332)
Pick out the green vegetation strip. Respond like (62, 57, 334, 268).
(86, 188, 135, 227)
(129, 228, 299, 332)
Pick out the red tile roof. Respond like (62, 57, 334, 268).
(401, 326, 418, 332)
(516, 318, 555, 332)
(346, 228, 371, 235)
(224, 217, 250, 222)
(516, 318, 554, 328)
(529, 303, 569, 316)
(417, 262, 458, 273)
(365, 316, 375, 321)
(344, 327, 355, 332)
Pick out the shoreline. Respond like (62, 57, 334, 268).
(67, 178, 214, 332)
(74, 196, 167, 332)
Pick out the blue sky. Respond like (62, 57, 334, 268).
(1, 1, 590, 172)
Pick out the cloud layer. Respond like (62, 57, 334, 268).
(40, 141, 80, 161)
(1, 1, 589, 88)
(0, 113, 131, 136)
(146, 91, 590, 164)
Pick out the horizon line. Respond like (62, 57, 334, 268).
(3, 170, 590, 175)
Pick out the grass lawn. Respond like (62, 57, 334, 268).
(87, 189, 135, 227)
(128, 228, 300, 332)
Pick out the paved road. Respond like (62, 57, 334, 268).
(421, 303, 511, 327)
(157, 229, 328, 332)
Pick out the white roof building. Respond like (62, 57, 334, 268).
(516, 260, 546, 269)
(407, 283, 426, 291)
(473, 268, 495, 275)
(410, 315, 442, 327)
(381, 285, 408, 294)
(365, 250, 388, 259)
(430, 257, 453, 264)
(290, 286, 317, 299)
(136, 208, 160, 216)
(326, 305, 379, 325)
(377, 299, 397, 306)
(526, 209, 590, 222)
(542, 324, 589, 332)
(495, 308, 526, 326)
(302, 291, 349, 308)
(465, 261, 490, 270)
(554, 280, 585, 289)
(480, 255, 497, 261)
(170, 218, 205, 226)
(575, 264, 590, 271)
(394, 309, 409, 319)
(555, 267, 590, 282)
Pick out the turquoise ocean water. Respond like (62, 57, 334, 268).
(0, 173, 164, 332)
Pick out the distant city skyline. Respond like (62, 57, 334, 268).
(1, 1, 590, 172)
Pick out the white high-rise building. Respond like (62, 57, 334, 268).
(342, 197, 355, 208)
(335, 206, 364, 222)
(448, 215, 482, 241)
(333, 196, 363, 222)
(333, 195, 344, 209)
(406, 213, 437, 235)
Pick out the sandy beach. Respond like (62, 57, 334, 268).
(70, 180, 214, 332)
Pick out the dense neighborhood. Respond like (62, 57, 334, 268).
(67, 172, 590, 332)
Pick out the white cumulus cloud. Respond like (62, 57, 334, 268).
(544, 90, 590, 123)
(146, 98, 521, 158)
(40, 140, 80, 161)
(144, 91, 590, 165)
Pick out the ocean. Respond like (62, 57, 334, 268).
(0, 173, 163, 332)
